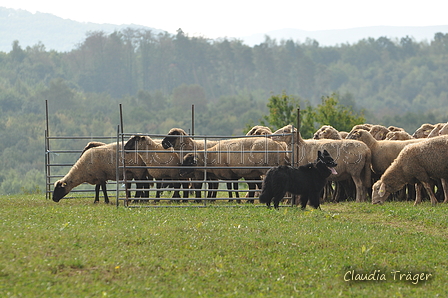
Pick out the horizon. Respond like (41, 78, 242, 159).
(2, 1, 448, 39)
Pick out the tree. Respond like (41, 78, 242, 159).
(260, 91, 315, 137)
(260, 92, 365, 138)
(314, 93, 365, 132)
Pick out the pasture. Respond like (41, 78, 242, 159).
(1, 195, 448, 297)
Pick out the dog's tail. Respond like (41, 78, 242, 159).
(258, 188, 270, 203)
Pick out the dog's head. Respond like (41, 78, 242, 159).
(317, 150, 337, 175)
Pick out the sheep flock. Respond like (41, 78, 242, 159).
(52, 121, 448, 207)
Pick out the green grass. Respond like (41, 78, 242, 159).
(1, 195, 448, 297)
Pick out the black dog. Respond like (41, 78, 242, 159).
(258, 150, 337, 209)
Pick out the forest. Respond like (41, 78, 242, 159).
(0, 27, 448, 194)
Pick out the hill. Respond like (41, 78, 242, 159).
(0, 7, 163, 52)
(1, 7, 447, 52)
(242, 26, 448, 46)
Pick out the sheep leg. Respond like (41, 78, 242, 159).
(101, 182, 109, 204)
(226, 182, 234, 198)
(246, 182, 258, 203)
(442, 179, 448, 203)
(413, 183, 423, 205)
(421, 181, 438, 206)
(94, 184, 101, 203)
(352, 176, 366, 202)
(181, 182, 190, 202)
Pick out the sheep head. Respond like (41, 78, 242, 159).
(246, 125, 272, 136)
(179, 153, 199, 177)
(371, 180, 390, 205)
(346, 129, 364, 140)
(162, 128, 188, 149)
(52, 180, 71, 202)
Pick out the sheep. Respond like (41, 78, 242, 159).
(346, 129, 422, 176)
(314, 125, 355, 202)
(124, 135, 189, 200)
(387, 126, 405, 132)
(313, 125, 342, 140)
(161, 128, 240, 200)
(272, 125, 372, 203)
(412, 123, 435, 138)
(385, 131, 413, 140)
(339, 131, 349, 139)
(372, 135, 448, 206)
(179, 137, 289, 200)
(161, 127, 219, 152)
(246, 125, 273, 136)
(427, 123, 446, 138)
(351, 124, 373, 132)
(368, 125, 390, 140)
(53, 142, 149, 203)
(439, 122, 448, 135)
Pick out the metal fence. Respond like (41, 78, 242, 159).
(45, 102, 296, 207)
(115, 131, 295, 207)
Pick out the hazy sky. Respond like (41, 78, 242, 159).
(2, 0, 447, 38)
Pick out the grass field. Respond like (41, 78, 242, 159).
(1, 195, 448, 297)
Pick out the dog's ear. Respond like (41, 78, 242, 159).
(317, 150, 322, 160)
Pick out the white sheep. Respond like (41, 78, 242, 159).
(273, 125, 372, 203)
(372, 135, 448, 206)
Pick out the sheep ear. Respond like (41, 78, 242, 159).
(378, 182, 386, 197)
(62, 182, 67, 187)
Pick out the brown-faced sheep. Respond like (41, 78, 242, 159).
(161, 128, 239, 200)
(124, 135, 189, 200)
(372, 135, 448, 206)
(180, 137, 289, 200)
(53, 142, 149, 203)
(273, 125, 372, 203)
(412, 123, 435, 138)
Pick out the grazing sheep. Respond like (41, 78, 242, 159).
(368, 125, 389, 140)
(273, 125, 372, 203)
(372, 135, 448, 206)
(313, 125, 342, 140)
(53, 143, 149, 203)
(180, 137, 289, 199)
(385, 131, 413, 140)
(124, 135, 189, 200)
(412, 123, 435, 138)
(246, 125, 273, 136)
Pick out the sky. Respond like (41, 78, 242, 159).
(1, 0, 448, 38)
